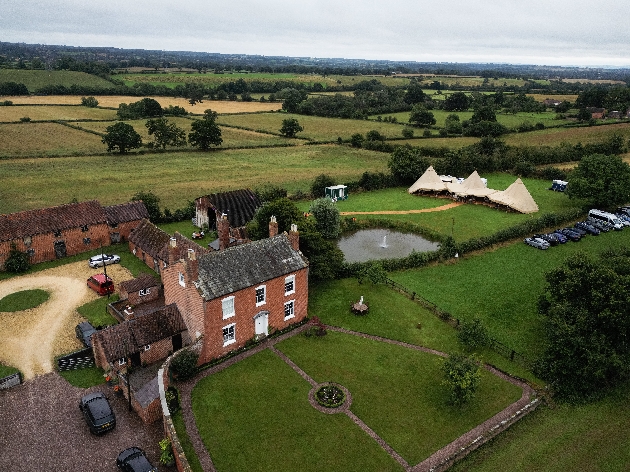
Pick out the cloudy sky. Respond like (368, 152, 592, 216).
(1, 0, 629, 67)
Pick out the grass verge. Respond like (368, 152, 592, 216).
(0, 289, 49, 311)
(171, 410, 204, 472)
(58, 365, 106, 388)
(76, 294, 120, 327)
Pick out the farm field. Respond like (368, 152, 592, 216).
(0, 104, 117, 122)
(0, 69, 115, 90)
(0, 144, 388, 214)
(502, 122, 630, 147)
(217, 112, 408, 141)
(0, 122, 105, 158)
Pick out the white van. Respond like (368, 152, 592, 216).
(588, 209, 624, 231)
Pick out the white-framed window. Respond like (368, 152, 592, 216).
(139, 288, 151, 296)
(284, 275, 295, 295)
(222, 296, 235, 319)
(178, 272, 185, 287)
(222, 323, 236, 346)
(118, 357, 126, 366)
(163, 261, 167, 268)
(255, 285, 266, 306)
(144, 344, 151, 351)
(284, 300, 295, 320)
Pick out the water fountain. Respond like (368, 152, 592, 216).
(380, 235, 388, 248)
(337, 228, 440, 263)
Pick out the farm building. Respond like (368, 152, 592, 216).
(194, 189, 261, 237)
(0, 200, 147, 270)
(162, 222, 309, 365)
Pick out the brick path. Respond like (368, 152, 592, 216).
(177, 324, 537, 472)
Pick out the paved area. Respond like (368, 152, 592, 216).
(0, 372, 164, 472)
(176, 324, 537, 472)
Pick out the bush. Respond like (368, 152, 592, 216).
(81, 96, 99, 107)
(402, 127, 414, 138)
(311, 174, 336, 198)
(4, 243, 30, 273)
(458, 318, 490, 349)
(255, 184, 288, 203)
(170, 350, 199, 381)
(19, 117, 31, 122)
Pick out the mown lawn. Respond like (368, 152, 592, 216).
(192, 348, 404, 472)
(0, 289, 49, 312)
(0, 145, 388, 214)
(59, 365, 106, 388)
(276, 331, 522, 465)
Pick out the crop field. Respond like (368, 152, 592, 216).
(0, 122, 105, 158)
(527, 93, 579, 103)
(393, 136, 479, 148)
(0, 145, 388, 214)
(502, 122, 630, 147)
(217, 112, 407, 141)
(0, 69, 114, 90)
(0, 104, 117, 122)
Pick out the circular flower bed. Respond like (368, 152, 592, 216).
(315, 384, 345, 408)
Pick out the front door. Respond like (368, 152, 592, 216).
(254, 311, 268, 339)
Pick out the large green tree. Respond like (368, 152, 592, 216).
(408, 105, 436, 127)
(536, 251, 630, 401)
(102, 122, 142, 154)
(566, 153, 630, 208)
(279, 118, 303, 138)
(146, 118, 187, 149)
(442, 354, 482, 406)
(444, 114, 463, 135)
(387, 145, 431, 185)
(309, 197, 341, 239)
(443, 92, 471, 112)
(131, 191, 161, 222)
(188, 109, 222, 150)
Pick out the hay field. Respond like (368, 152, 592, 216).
(0, 105, 117, 122)
(217, 113, 407, 141)
(0, 123, 105, 158)
(0, 70, 114, 90)
(395, 136, 479, 149)
(503, 122, 630, 147)
(0, 145, 388, 214)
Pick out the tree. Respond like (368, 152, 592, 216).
(565, 154, 630, 208)
(471, 105, 497, 123)
(117, 97, 163, 120)
(443, 92, 471, 112)
(81, 96, 99, 107)
(188, 109, 222, 150)
(577, 108, 592, 122)
(457, 318, 489, 350)
(4, 243, 30, 273)
(309, 197, 340, 239)
(442, 354, 482, 406)
(444, 114, 463, 135)
(409, 105, 436, 127)
(404, 80, 426, 104)
(279, 88, 307, 113)
(131, 191, 161, 222)
(365, 130, 385, 142)
(145, 118, 187, 149)
(401, 127, 414, 139)
(279, 118, 303, 138)
(536, 251, 630, 401)
(102, 122, 142, 154)
(311, 174, 335, 198)
(350, 133, 364, 148)
(246, 198, 303, 241)
(388, 145, 431, 185)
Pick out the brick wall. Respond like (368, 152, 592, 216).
(163, 260, 206, 343)
(109, 219, 143, 243)
(128, 241, 165, 273)
(92, 336, 110, 370)
(139, 336, 180, 366)
(198, 267, 309, 364)
(123, 285, 160, 306)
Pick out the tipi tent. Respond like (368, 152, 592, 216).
(449, 170, 496, 198)
(488, 178, 539, 213)
(408, 166, 448, 193)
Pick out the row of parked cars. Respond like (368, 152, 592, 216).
(524, 208, 630, 250)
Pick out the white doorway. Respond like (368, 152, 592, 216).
(254, 311, 269, 339)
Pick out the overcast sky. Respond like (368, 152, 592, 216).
(1, 0, 629, 68)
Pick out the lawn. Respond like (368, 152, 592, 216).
(0, 145, 388, 214)
(192, 348, 404, 472)
(450, 382, 630, 472)
(0, 289, 49, 311)
(76, 294, 120, 327)
(277, 332, 522, 465)
(217, 112, 408, 141)
(58, 365, 106, 388)
(0, 105, 117, 122)
(0, 122, 106, 158)
(0, 362, 19, 378)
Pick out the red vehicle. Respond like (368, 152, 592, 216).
(87, 274, 114, 296)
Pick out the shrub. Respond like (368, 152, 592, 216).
(442, 353, 482, 406)
(81, 96, 99, 107)
(311, 174, 335, 198)
(255, 184, 288, 203)
(170, 350, 199, 381)
(402, 127, 414, 138)
(457, 317, 490, 349)
(19, 117, 31, 122)
(4, 243, 30, 273)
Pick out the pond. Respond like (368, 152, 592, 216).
(337, 229, 440, 263)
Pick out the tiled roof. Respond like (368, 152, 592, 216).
(93, 304, 186, 363)
(157, 231, 209, 262)
(128, 219, 172, 260)
(202, 189, 261, 228)
(0, 200, 107, 242)
(104, 201, 149, 225)
(119, 273, 160, 293)
(196, 234, 308, 301)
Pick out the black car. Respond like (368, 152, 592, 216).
(588, 219, 611, 232)
(533, 233, 559, 246)
(75, 321, 97, 348)
(116, 447, 158, 472)
(569, 225, 587, 236)
(558, 228, 581, 241)
(79, 392, 116, 435)
(575, 221, 600, 235)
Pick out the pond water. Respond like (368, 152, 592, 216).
(337, 229, 440, 263)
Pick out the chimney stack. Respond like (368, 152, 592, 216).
(218, 213, 230, 250)
(269, 215, 278, 238)
(288, 224, 300, 251)
(187, 248, 199, 281)
(168, 237, 178, 264)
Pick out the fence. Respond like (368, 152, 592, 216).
(57, 347, 94, 371)
(0, 372, 21, 390)
(383, 277, 533, 370)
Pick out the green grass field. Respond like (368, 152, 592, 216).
(0, 105, 117, 122)
(503, 122, 630, 147)
(0, 69, 115, 90)
(0, 289, 49, 311)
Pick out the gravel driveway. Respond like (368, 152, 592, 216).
(0, 372, 164, 472)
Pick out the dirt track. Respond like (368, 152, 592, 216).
(0, 262, 132, 379)
(340, 202, 463, 215)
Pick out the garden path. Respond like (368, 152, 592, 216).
(177, 323, 538, 472)
(339, 201, 463, 215)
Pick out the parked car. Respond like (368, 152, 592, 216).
(533, 233, 559, 246)
(524, 237, 549, 250)
(587, 219, 611, 232)
(79, 392, 116, 435)
(616, 207, 630, 218)
(551, 230, 568, 243)
(615, 213, 630, 226)
(575, 221, 600, 235)
(116, 447, 158, 472)
(89, 254, 121, 268)
(558, 228, 581, 242)
(570, 225, 587, 236)
(75, 321, 97, 348)
(87, 273, 114, 296)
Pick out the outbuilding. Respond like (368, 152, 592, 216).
(325, 185, 348, 201)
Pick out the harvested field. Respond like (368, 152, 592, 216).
(0, 69, 114, 90)
(0, 105, 117, 122)
(504, 122, 630, 147)
(0, 122, 105, 158)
